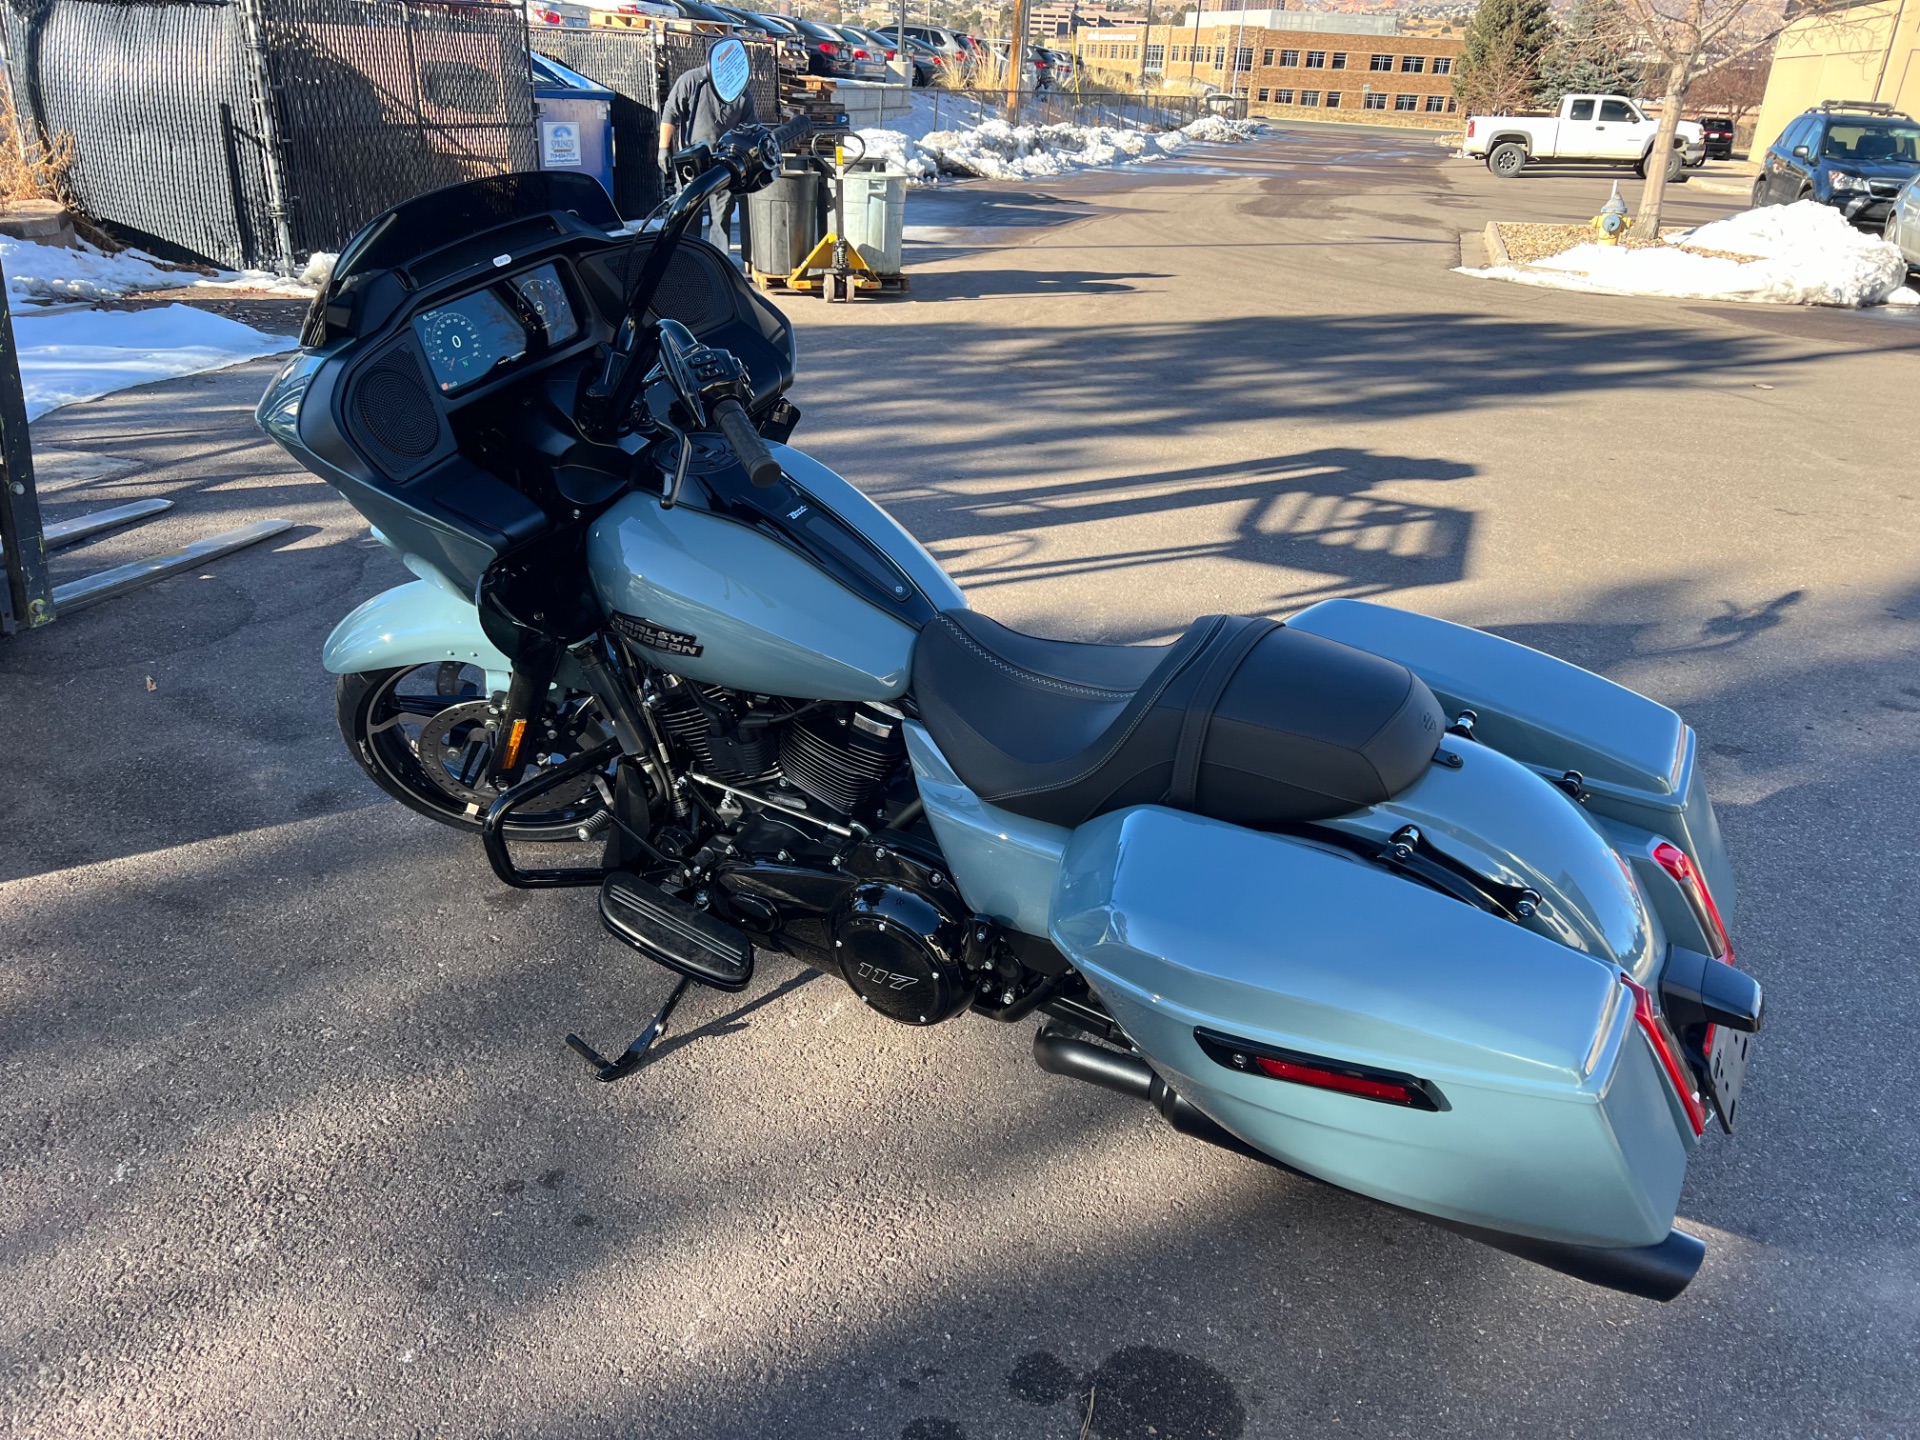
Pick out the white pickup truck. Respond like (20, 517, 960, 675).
(1464, 94, 1704, 181)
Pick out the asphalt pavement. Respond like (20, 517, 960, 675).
(3, 128, 1917, 1439)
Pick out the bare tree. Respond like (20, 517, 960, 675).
(1620, 0, 1835, 234)
(1686, 50, 1771, 132)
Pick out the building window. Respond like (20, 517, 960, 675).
(1257, 86, 1269, 101)
(1144, 43, 1163, 68)
(1305, 50, 1326, 68)
(1330, 52, 1347, 69)
(1369, 53, 1393, 71)
(1324, 91, 1341, 107)
(1394, 93, 1417, 110)
(1400, 54, 1425, 73)
(1300, 89, 1321, 105)
(1363, 90, 1386, 110)
(1273, 87, 1294, 104)
(1236, 47, 1253, 70)
(1424, 93, 1445, 112)
(1279, 48, 1300, 66)
(1447, 96, 1458, 111)
(1262, 47, 1274, 65)
(1431, 56, 1452, 75)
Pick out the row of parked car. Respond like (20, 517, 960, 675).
(527, 4, 1074, 90)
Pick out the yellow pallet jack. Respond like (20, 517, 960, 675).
(787, 133, 880, 302)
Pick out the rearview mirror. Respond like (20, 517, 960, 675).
(710, 37, 751, 104)
(1792, 144, 1809, 159)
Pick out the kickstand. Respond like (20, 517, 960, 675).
(565, 974, 693, 1082)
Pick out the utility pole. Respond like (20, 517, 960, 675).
(1007, 0, 1030, 118)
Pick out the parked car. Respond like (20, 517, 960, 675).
(1752, 100, 1920, 230)
(902, 35, 944, 87)
(823, 24, 890, 81)
(787, 16, 860, 78)
(658, 0, 741, 27)
(1464, 94, 1704, 180)
(901, 24, 972, 77)
(1887, 172, 1920, 271)
(1043, 47, 1073, 84)
(715, 7, 809, 73)
(1698, 115, 1735, 159)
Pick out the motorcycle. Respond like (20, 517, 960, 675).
(258, 52, 1761, 1302)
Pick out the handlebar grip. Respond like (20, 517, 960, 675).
(712, 397, 782, 488)
(771, 115, 812, 153)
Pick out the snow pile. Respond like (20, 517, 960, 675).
(855, 110, 1268, 182)
(1461, 201, 1911, 308)
(11, 304, 295, 420)
(0, 234, 331, 303)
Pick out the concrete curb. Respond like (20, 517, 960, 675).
(1482, 220, 1511, 267)
(1688, 176, 1756, 198)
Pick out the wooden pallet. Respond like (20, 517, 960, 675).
(751, 265, 909, 297)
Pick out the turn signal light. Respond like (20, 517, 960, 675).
(1624, 974, 1707, 1136)
(1652, 841, 1732, 961)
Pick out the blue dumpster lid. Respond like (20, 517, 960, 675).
(530, 53, 617, 101)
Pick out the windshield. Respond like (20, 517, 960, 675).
(1822, 120, 1920, 164)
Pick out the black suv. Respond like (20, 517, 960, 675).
(1699, 116, 1734, 160)
(1752, 100, 1920, 228)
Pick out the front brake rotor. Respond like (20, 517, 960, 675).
(413, 700, 601, 813)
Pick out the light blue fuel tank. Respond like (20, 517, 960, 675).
(586, 444, 964, 701)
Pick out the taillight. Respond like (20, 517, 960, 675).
(1652, 841, 1732, 961)
(1624, 974, 1707, 1136)
(1253, 1054, 1416, 1104)
(817, 40, 837, 54)
(1467, 119, 1476, 139)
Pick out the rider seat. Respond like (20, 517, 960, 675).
(910, 608, 1444, 829)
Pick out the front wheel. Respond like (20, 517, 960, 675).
(1752, 176, 1770, 208)
(336, 663, 612, 841)
(1487, 142, 1527, 179)
(1636, 148, 1683, 181)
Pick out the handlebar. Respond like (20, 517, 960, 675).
(712, 396, 782, 488)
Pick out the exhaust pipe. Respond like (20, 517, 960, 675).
(1033, 1026, 1705, 1302)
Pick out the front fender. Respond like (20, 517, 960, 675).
(322, 580, 512, 681)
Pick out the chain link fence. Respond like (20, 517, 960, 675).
(0, 0, 535, 270)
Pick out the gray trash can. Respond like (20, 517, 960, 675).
(746, 167, 822, 279)
(841, 170, 906, 277)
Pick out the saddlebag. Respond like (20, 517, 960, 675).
(1048, 804, 1695, 1249)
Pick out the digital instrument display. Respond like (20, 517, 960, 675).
(509, 263, 579, 346)
(413, 289, 527, 395)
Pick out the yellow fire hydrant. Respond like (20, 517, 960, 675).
(1592, 183, 1632, 246)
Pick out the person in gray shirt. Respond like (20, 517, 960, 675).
(659, 48, 760, 257)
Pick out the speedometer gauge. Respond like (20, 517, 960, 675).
(420, 310, 487, 390)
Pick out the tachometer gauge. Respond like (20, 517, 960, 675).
(511, 265, 579, 345)
(420, 309, 486, 390)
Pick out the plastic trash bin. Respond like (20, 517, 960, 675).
(747, 166, 822, 279)
(531, 54, 615, 202)
(841, 170, 906, 277)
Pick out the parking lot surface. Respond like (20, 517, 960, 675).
(3, 127, 1916, 1439)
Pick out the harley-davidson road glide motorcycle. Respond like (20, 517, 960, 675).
(259, 67, 1762, 1302)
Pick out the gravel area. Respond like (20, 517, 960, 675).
(1494, 221, 1759, 265)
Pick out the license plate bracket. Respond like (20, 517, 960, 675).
(1706, 1024, 1751, 1132)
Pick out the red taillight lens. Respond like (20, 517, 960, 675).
(1467, 119, 1476, 138)
(1652, 841, 1732, 961)
(817, 40, 837, 54)
(852, 47, 869, 58)
(1624, 974, 1706, 1136)
(1253, 1054, 1419, 1105)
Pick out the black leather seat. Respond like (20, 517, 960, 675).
(911, 608, 1444, 829)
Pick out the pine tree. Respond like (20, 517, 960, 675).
(1453, 0, 1556, 114)
(1537, 0, 1643, 106)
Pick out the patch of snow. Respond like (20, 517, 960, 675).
(1889, 285, 1920, 306)
(11, 304, 295, 420)
(1458, 201, 1909, 308)
(854, 109, 1268, 183)
(1, 234, 331, 303)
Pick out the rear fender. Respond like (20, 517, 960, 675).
(1287, 599, 1735, 923)
(322, 579, 512, 693)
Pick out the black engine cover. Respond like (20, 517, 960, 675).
(831, 883, 971, 1025)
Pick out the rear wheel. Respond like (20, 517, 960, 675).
(336, 662, 612, 841)
(1487, 142, 1527, 179)
(1636, 148, 1684, 181)
(1751, 176, 1770, 207)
